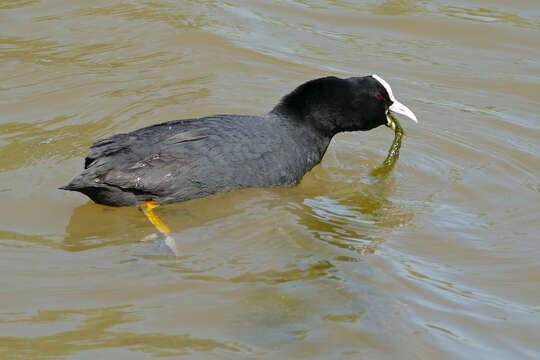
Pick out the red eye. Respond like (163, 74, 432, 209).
(375, 94, 383, 101)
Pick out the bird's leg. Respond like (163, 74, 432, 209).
(140, 201, 179, 255)
(140, 201, 171, 234)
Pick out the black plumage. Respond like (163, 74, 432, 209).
(61, 75, 408, 206)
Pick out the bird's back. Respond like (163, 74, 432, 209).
(62, 114, 330, 206)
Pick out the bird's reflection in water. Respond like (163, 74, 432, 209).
(62, 202, 148, 251)
(288, 177, 413, 260)
(62, 157, 412, 259)
(289, 119, 412, 259)
(62, 201, 192, 256)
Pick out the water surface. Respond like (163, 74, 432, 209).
(1, 0, 539, 359)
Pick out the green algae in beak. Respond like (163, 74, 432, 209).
(370, 113, 405, 178)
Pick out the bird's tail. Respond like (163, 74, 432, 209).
(59, 175, 88, 191)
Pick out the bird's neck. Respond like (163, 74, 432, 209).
(269, 77, 353, 137)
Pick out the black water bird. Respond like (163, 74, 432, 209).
(61, 75, 417, 208)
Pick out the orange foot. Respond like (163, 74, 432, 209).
(140, 201, 171, 234)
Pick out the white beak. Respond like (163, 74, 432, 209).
(388, 100, 418, 123)
(371, 74, 418, 127)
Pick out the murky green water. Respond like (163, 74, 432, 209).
(1, 1, 539, 359)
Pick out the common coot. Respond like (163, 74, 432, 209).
(61, 75, 417, 208)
